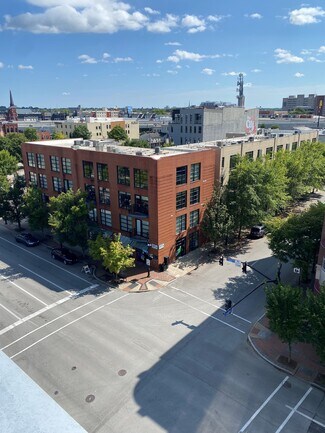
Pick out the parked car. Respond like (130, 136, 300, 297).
(250, 224, 266, 239)
(15, 232, 40, 247)
(51, 248, 78, 265)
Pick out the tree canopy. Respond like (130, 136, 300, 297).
(24, 186, 49, 233)
(48, 189, 89, 251)
(107, 125, 128, 141)
(71, 125, 92, 140)
(24, 127, 38, 141)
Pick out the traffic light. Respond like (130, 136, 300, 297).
(242, 261, 247, 273)
(219, 255, 224, 266)
(225, 299, 232, 311)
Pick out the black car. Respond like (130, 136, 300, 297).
(15, 233, 40, 247)
(250, 224, 266, 239)
(51, 248, 78, 265)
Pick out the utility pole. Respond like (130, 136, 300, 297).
(237, 73, 245, 108)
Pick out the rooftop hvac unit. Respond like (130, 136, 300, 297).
(155, 146, 160, 154)
(136, 151, 143, 156)
(74, 139, 83, 145)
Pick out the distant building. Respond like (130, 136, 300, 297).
(282, 94, 316, 112)
(54, 117, 140, 140)
(168, 106, 259, 145)
(0, 91, 18, 135)
(315, 96, 325, 117)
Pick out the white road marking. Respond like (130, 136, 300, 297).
(0, 302, 21, 320)
(0, 284, 99, 336)
(0, 236, 90, 284)
(10, 293, 129, 359)
(275, 387, 313, 433)
(238, 376, 289, 432)
(285, 404, 325, 428)
(170, 285, 251, 323)
(19, 264, 73, 295)
(159, 291, 245, 334)
(0, 275, 48, 306)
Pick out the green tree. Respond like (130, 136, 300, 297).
(299, 141, 325, 193)
(284, 149, 308, 201)
(201, 185, 233, 249)
(0, 133, 25, 161)
(107, 125, 128, 141)
(265, 284, 305, 362)
(89, 233, 135, 279)
(24, 186, 49, 233)
(48, 189, 89, 252)
(72, 125, 92, 140)
(0, 150, 18, 178)
(6, 175, 26, 230)
(270, 124, 280, 129)
(267, 202, 325, 282)
(127, 139, 150, 148)
(24, 127, 38, 141)
(306, 286, 325, 362)
(225, 156, 263, 238)
(51, 131, 66, 140)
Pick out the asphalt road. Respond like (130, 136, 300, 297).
(0, 223, 324, 433)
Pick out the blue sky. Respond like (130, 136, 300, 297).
(0, 1, 324, 109)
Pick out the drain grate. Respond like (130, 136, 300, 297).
(71, 366, 77, 371)
(118, 369, 127, 376)
(85, 394, 95, 403)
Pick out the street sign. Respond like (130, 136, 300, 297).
(293, 267, 301, 274)
(146, 259, 150, 266)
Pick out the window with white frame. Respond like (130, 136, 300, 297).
(39, 174, 47, 189)
(50, 155, 60, 172)
(189, 209, 199, 228)
(27, 152, 36, 167)
(52, 177, 62, 192)
(100, 209, 112, 227)
(176, 214, 187, 234)
(36, 153, 45, 169)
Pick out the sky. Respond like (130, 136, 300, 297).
(0, 0, 324, 109)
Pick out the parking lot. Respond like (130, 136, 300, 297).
(0, 225, 324, 433)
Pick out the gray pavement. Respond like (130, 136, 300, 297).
(0, 221, 324, 433)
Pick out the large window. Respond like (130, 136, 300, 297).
(36, 153, 45, 169)
(190, 209, 199, 228)
(135, 219, 149, 238)
(99, 187, 110, 205)
(29, 172, 37, 186)
(117, 166, 130, 186)
(190, 163, 200, 182)
(189, 231, 199, 251)
(39, 174, 47, 189)
(176, 214, 187, 234)
(52, 177, 62, 192)
(85, 184, 96, 203)
(50, 155, 60, 172)
(97, 163, 108, 181)
(176, 166, 187, 185)
(134, 195, 148, 215)
(100, 209, 112, 227)
(89, 208, 97, 223)
(245, 151, 254, 161)
(176, 191, 187, 210)
(118, 191, 131, 209)
(134, 169, 148, 189)
(27, 152, 36, 167)
(120, 214, 133, 232)
(83, 161, 94, 178)
(230, 155, 237, 169)
(62, 158, 72, 174)
(64, 179, 73, 191)
(190, 187, 200, 205)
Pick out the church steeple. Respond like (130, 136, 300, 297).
(7, 90, 18, 122)
(9, 90, 15, 107)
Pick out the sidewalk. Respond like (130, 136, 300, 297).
(248, 314, 325, 391)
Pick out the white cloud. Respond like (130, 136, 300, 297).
(308, 56, 323, 63)
(62, 91, 70, 95)
(294, 72, 304, 78)
(164, 42, 181, 46)
(143, 72, 160, 77)
(289, 7, 325, 25)
(146, 14, 178, 33)
(167, 70, 178, 75)
(102, 52, 110, 59)
(181, 15, 204, 28)
(222, 71, 246, 76)
(274, 48, 304, 64)
(113, 56, 133, 63)
(319, 46, 325, 53)
(18, 64, 34, 70)
(244, 82, 253, 87)
(156, 59, 163, 63)
(167, 49, 220, 63)
(207, 15, 224, 23)
(202, 68, 215, 75)
(0, 62, 4, 68)
(188, 25, 206, 34)
(301, 49, 311, 55)
(246, 13, 262, 19)
(78, 54, 97, 64)
(144, 7, 160, 15)
(251, 68, 261, 73)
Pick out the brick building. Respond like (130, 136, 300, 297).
(22, 129, 318, 270)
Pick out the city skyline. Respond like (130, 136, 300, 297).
(1, 1, 324, 108)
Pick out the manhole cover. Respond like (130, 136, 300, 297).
(71, 366, 77, 371)
(54, 390, 59, 395)
(283, 381, 292, 389)
(85, 394, 95, 403)
(118, 369, 127, 376)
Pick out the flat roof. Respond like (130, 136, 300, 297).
(0, 351, 87, 433)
